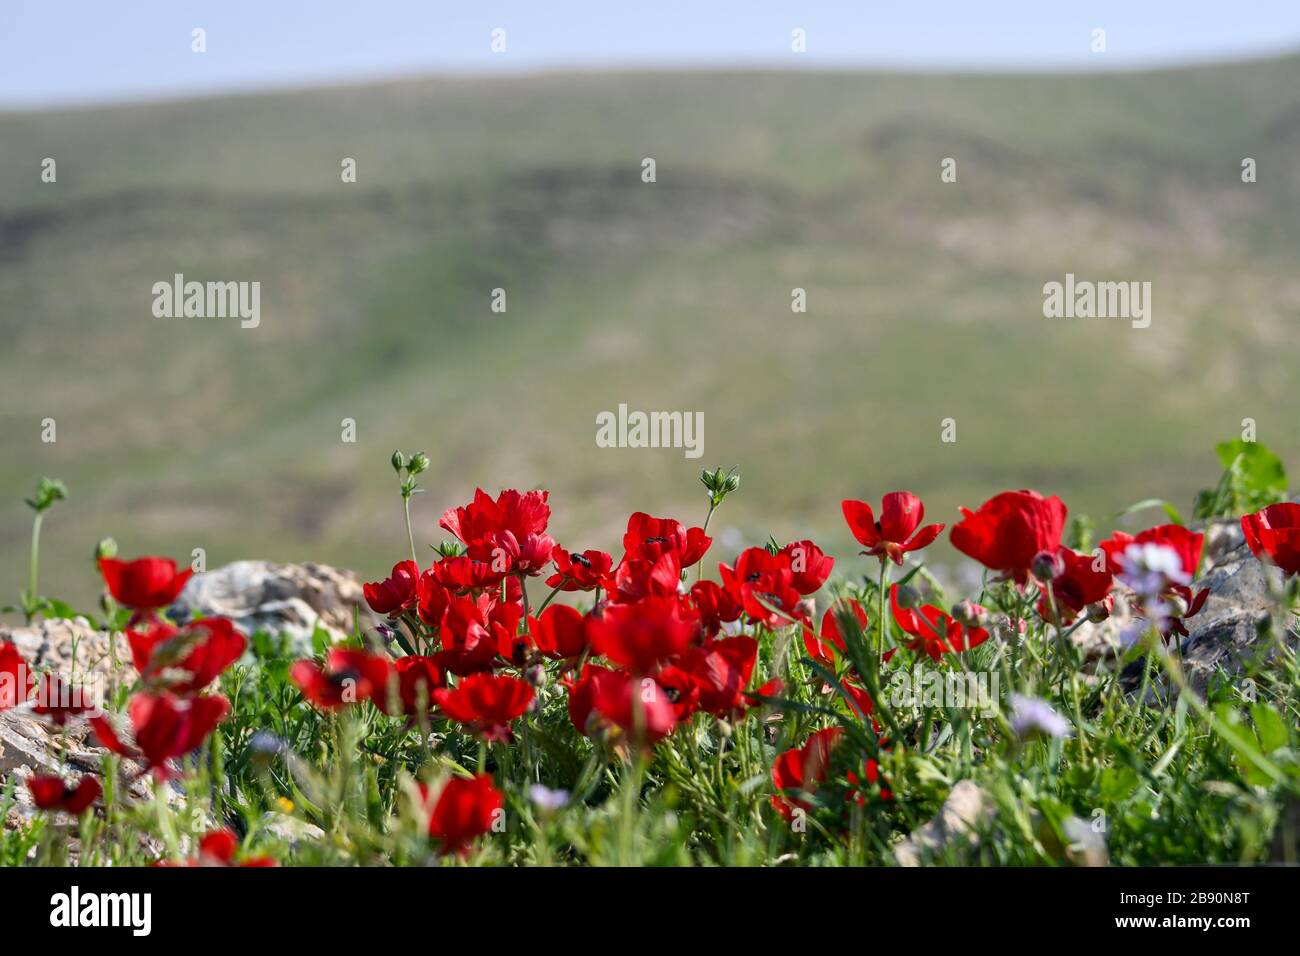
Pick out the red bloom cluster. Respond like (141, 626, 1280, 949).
(418, 774, 504, 857)
(889, 586, 990, 661)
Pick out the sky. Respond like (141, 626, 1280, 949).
(3, 0, 1300, 107)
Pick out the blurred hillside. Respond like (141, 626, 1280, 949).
(2, 58, 1300, 611)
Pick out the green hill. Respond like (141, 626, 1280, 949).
(3, 59, 1300, 610)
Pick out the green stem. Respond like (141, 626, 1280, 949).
(26, 512, 43, 621)
(402, 494, 418, 566)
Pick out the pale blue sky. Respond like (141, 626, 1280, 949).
(3, 0, 1300, 107)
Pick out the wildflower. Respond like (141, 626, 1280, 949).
(440, 489, 554, 575)
(437, 592, 521, 675)
(802, 599, 869, 667)
(1241, 503, 1300, 576)
(26, 774, 101, 815)
(126, 616, 246, 695)
(289, 648, 393, 711)
(528, 785, 570, 812)
(719, 547, 803, 627)
(432, 672, 533, 742)
(779, 539, 835, 594)
(604, 552, 682, 603)
(890, 586, 989, 661)
(384, 655, 444, 717)
(545, 547, 612, 592)
(587, 669, 677, 744)
(527, 604, 589, 661)
(1101, 525, 1207, 638)
(622, 512, 712, 566)
(688, 579, 743, 636)
(680, 636, 757, 716)
(586, 595, 699, 674)
(431, 555, 505, 592)
(1037, 548, 1113, 626)
(950, 490, 1068, 585)
(0, 641, 34, 710)
(1009, 694, 1071, 740)
(363, 559, 420, 615)
(30, 673, 98, 726)
(89, 692, 230, 779)
(98, 556, 193, 613)
(158, 829, 276, 867)
(415, 569, 451, 626)
(419, 774, 504, 857)
(841, 492, 945, 565)
(770, 726, 842, 820)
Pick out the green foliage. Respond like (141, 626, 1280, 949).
(1195, 440, 1289, 520)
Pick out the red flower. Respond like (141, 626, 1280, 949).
(437, 592, 521, 675)
(90, 692, 229, 779)
(1242, 503, 1300, 577)
(441, 489, 553, 575)
(432, 672, 533, 742)
(623, 512, 711, 566)
(779, 540, 835, 595)
(719, 548, 803, 627)
(890, 587, 989, 661)
(527, 604, 589, 660)
(431, 555, 506, 592)
(681, 636, 758, 716)
(157, 829, 277, 867)
(26, 774, 100, 815)
(1038, 548, 1113, 625)
(289, 648, 393, 711)
(802, 599, 869, 667)
(126, 617, 246, 695)
(420, 774, 503, 857)
(363, 560, 420, 616)
(950, 490, 1067, 584)
(415, 569, 451, 627)
(0, 641, 33, 711)
(842, 493, 945, 565)
(99, 556, 193, 612)
(587, 595, 699, 674)
(688, 580, 743, 635)
(383, 655, 445, 716)
(604, 552, 681, 603)
(653, 664, 703, 721)
(546, 548, 613, 592)
(30, 673, 98, 726)
(1100, 524, 1208, 638)
(588, 669, 678, 744)
(770, 726, 842, 820)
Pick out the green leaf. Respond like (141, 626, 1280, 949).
(1249, 702, 1289, 754)
(1117, 498, 1185, 527)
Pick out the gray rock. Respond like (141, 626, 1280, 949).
(894, 780, 990, 866)
(171, 560, 375, 652)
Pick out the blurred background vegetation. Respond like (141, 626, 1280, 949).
(2, 57, 1299, 610)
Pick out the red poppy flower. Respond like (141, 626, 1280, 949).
(419, 774, 503, 857)
(432, 672, 533, 742)
(688, 579, 743, 635)
(26, 774, 101, 815)
(604, 552, 681, 604)
(546, 547, 613, 592)
(126, 617, 246, 695)
(1037, 548, 1113, 625)
(99, 556, 193, 612)
(1242, 503, 1300, 576)
(802, 599, 869, 667)
(842, 493, 945, 565)
(770, 726, 843, 820)
(527, 604, 589, 660)
(90, 692, 229, 779)
(363, 560, 421, 616)
(441, 489, 553, 575)
(30, 673, 98, 726)
(779, 540, 835, 594)
(157, 829, 277, 867)
(890, 587, 989, 661)
(413, 570, 450, 628)
(623, 512, 712, 566)
(382, 655, 445, 716)
(0, 641, 33, 711)
(950, 490, 1067, 584)
(587, 669, 678, 744)
(586, 595, 699, 674)
(652, 664, 703, 721)
(431, 555, 506, 592)
(289, 648, 393, 711)
(1100, 524, 1208, 638)
(565, 664, 609, 734)
(719, 548, 803, 627)
(437, 592, 521, 675)
(680, 636, 758, 716)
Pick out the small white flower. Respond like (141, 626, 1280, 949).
(1009, 694, 1071, 739)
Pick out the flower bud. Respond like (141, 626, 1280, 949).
(525, 663, 546, 687)
(408, 452, 430, 475)
(94, 536, 118, 562)
(894, 584, 922, 610)
(1031, 549, 1065, 583)
(951, 600, 988, 629)
(390, 450, 405, 473)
